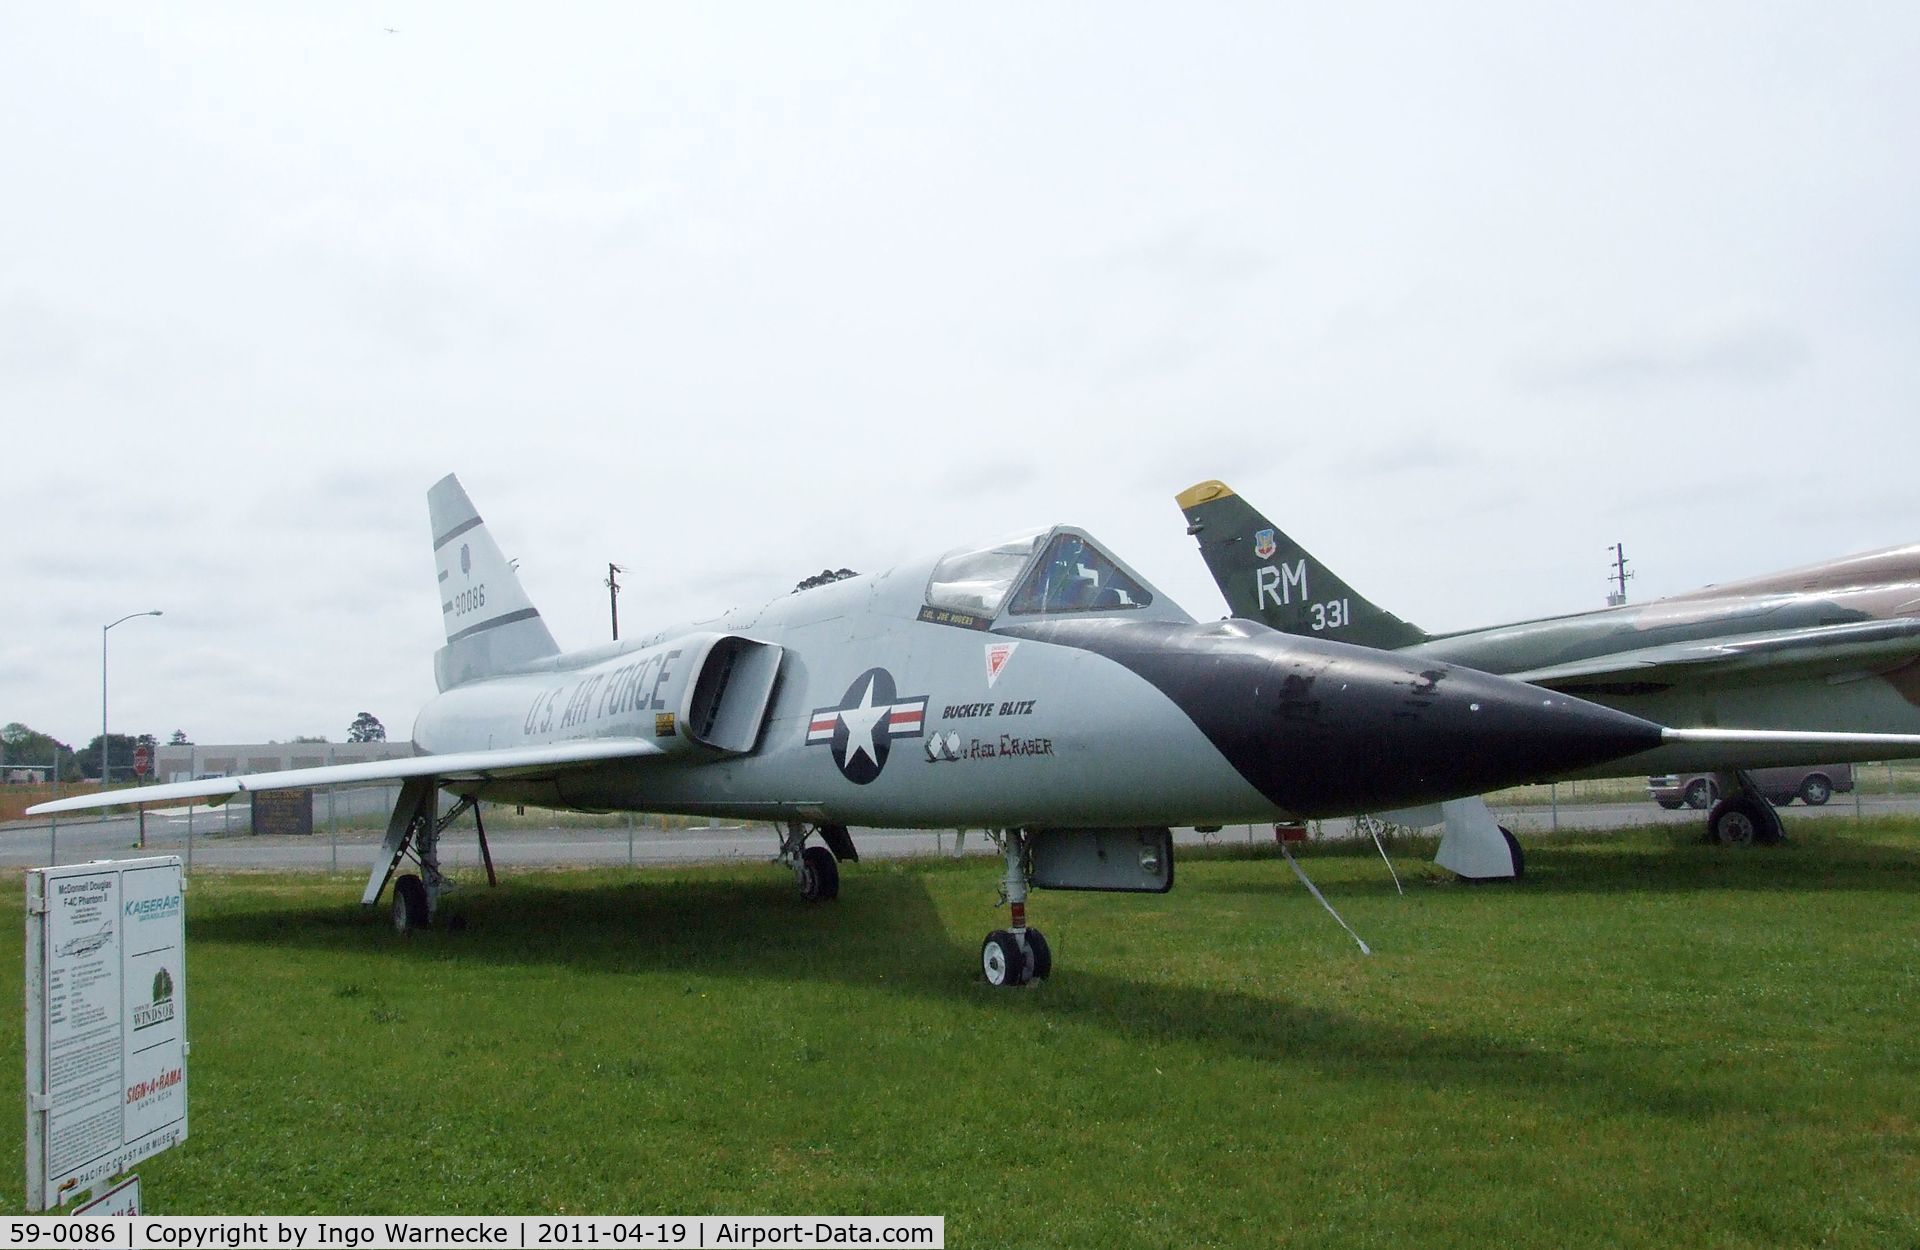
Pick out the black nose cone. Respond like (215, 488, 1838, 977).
(1193, 633, 1665, 816)
(1318, 659, 1665, 813)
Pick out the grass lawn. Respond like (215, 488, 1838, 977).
(2, 821, 1915, 1247)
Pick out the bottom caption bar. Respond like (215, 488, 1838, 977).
(2, 1217, 944, 1249)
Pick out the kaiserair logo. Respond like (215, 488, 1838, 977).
(134, 966, 176, 1032)
(806, 668, 928, 784)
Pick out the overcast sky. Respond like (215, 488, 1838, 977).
(5, 3, 1918, 751)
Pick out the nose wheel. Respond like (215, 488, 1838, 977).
(981, 925, 1051, 986)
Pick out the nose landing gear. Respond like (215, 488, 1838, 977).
(981, 830, 1050, 987)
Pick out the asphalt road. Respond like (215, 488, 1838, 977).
(1493, 792, 1920, 833)
(4, 792, 1916, 873)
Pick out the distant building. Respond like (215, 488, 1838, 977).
(3, 766, 50, 784)
(154, 741, 413, 785)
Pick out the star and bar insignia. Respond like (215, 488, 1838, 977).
(807, 667, 929, 784)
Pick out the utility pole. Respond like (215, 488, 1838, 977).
(1606, 543, 1633, 607)
(606, 563, 625, 641)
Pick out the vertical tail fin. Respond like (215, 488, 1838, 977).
(1176, 479, 1429, 649)
(429, 474, 561, 689)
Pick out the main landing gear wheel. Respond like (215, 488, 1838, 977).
(392, 873, 430, 933)
(798, 844, 840, 902)
(981, 929, 1027, 987)
(1708, 795, 1780, 846)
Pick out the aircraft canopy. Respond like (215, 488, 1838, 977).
(925, 527, 1158, 619)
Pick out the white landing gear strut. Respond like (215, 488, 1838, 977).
(981, 829, 1051, 987)
(362, 777, 495, 933)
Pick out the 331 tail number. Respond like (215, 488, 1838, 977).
(1310, 598, 1351, 632)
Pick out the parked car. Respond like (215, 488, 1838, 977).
(1648, 764, 1854, 810)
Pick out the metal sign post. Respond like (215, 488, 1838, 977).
(186, 747, 195, 875)
(48, 758, 59, 867)
(24, 856, 189, 1211)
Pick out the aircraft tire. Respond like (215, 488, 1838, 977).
(798, 845, 840, 902)
(981, 930, 1026, 987)
(392, 873, 430, 933)
(1708, 796, 1767, 847)
(1024, 928, 1052, 981)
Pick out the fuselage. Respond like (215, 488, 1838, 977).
(414, 531, 1666, 827)
(1412, 544, 1920, 676)
(1405, 544, 1920, 753)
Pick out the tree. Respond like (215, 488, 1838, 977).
(291, 734, 329, 743)
(4, 723, 82, 782)
(169, 730, 191, 746)
(77, 734, 144, 783)
(347, 712, 387, 743)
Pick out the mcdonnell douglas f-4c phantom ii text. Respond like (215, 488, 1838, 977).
(1178, 478, 1920, 857)
(38, 475, 1920, 983)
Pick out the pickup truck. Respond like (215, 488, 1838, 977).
(1648, 764, 1854, 810)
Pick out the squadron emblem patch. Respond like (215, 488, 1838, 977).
(985, 641, 1017, 688)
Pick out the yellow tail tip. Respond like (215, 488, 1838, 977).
(1175, 480, 1235, 510)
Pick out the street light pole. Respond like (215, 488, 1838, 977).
(102, 609, 163, 788)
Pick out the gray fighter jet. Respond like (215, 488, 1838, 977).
(1177, 479, 1920, 849)
(36, 476, 1920, 983)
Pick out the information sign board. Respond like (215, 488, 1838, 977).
(251, 787, 314, 835)
(24, 857, 188, 1211)
(73, 1174, 140, 1214)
